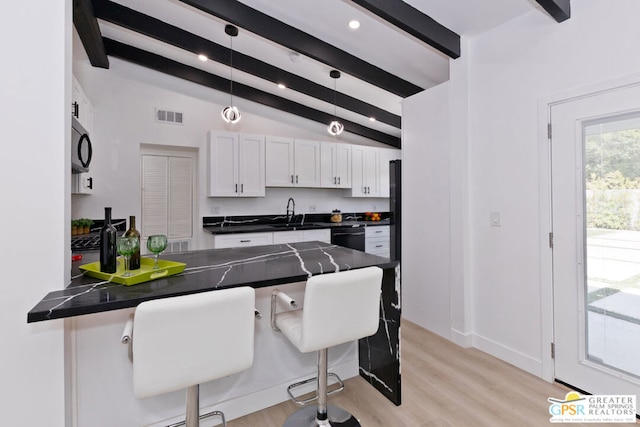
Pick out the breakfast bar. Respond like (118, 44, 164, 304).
(28, 241, 401, 423)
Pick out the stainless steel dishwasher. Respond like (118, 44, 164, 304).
(330, 226, 365, 251)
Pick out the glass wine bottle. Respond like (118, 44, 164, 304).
(124, 215, 141, 270)
(99, 207, 117, 273)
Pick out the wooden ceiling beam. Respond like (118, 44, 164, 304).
(92, 0, 400, 128)
(73, 0, 109, 68)
(103, 39, 401, 148)
(535, 0, 571, 22)
(179, 0, 422, 98)
(350, 0, 460, 59)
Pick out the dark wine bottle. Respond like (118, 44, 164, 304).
(124, 215, 141, 270)
(99, 207, 117, 273)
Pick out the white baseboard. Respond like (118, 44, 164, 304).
(147, 359, 359, 427)
(450, 327, 473, 348)
(472, 332, 543, 378)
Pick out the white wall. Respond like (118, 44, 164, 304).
(402, 82, 452, 339)
(0, 1, 69, 426)
(402, 0, 640, 378)
(72, 54, 392, 248)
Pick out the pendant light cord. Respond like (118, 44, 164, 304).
(229, 36, 234, 107)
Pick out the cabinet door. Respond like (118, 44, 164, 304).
(265, 136, 295, 186)
(238, 134, 265, 197)
(351, 145, 366, 197)
(214, 232, 273, 248)
(378, 148, 400, 197)
(294, 139, 321, 187)
(273, 230, 304, 244)
(320, 142, 336, 188)
(302, 229, 331, 243)
(334, 143, 352, 188)
(363, 147, 380, 197)
(207, 132, 238, 197)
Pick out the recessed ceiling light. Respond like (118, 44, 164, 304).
(369, 117, 376, 122)
(348, 20, 360, 30)
(277, 83, 286, 89)
(198, 54, 208, 61)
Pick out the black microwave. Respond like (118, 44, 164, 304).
(71, 116, 92, 174)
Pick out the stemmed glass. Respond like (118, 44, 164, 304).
(147, 235, 168, 270)
(116, 236, 140, 277)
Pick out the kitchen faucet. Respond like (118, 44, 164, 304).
(286, 197, 295, 224)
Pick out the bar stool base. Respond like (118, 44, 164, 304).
(283, 404, 360, 427)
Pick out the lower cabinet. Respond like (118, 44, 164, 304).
(213, 232, 273, 249)
(214, 229, 331, 248)
(365, 226, 390, 258)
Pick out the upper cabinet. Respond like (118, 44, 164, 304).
(265, 137, 321, 187)
(71, 75, 93, 133)
(207, 132, 265, 197)
(320, 142, 351, 188)
(351, 145, 380, 197)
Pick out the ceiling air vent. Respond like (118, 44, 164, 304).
(155, 108, 184, 125)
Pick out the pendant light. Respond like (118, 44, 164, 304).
(328, 70, 344, 136)
(221, 24, 241, 124)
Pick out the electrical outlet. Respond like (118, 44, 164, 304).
(309, 205, 317, 212)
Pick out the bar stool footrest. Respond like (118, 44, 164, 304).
(167, 410, 226, 427)
(287, 372, 345, 406)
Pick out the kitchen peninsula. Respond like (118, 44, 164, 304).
(28, 241, 400, 423)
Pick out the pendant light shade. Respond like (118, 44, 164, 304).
(222, 24, 241, 124)
(327, 70, 344, 136)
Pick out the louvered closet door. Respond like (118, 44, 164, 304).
(141, 154, 193, 239)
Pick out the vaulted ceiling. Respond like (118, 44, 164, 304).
(74, 0, 570, 148)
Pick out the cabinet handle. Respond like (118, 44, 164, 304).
(376, 244, 383, 248)
(72, 102, 79, 118)
(334, 177, 337, 184)
(240, 240, 251, 243)
(338, 177, 341, 185)
(235, 183, 238, 193)
(375, 230, 382, 234)
(241, 183, 244, 193)
(87, 177, 93, 190)
(291, 175, 294, 184)
(296, 175, 299, 184)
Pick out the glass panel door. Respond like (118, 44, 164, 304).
(584, 113, 640, 379)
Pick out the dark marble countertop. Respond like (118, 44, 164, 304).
(203, 213, 391, 235)
(28, 241, 397, 323)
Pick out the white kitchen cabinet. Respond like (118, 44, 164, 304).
(213, 232, 273, 248)
(365, 225, 390, 258)
(378, 148, 401, 197)
(265, 137, 321, 187)
(71, 75, 93, 133)
(207, 132, 265, 197)
(273, 230, 303, 244)
(320, 142, 351, 188)
(71, 172, 93, 195)
(302, 229, 331, 243)
(351, 145, 380, 197)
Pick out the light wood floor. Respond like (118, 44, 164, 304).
(228, 319, 637, 426)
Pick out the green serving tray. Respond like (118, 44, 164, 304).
(79, 257, 186, 286)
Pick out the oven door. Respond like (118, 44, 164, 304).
(72, 117, 92, 173)
(330, 228, 365, 251)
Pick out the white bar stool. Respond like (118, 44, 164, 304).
(271, 267, 383, 427)
(121, 287, 257, 427)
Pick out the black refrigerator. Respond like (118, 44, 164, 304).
(389, 159, 401, 262)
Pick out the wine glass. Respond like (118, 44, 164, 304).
(147, 234, 168, 270)
(116, 236, 140, 277)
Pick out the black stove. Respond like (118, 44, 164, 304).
(71, 219, 126, 251)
